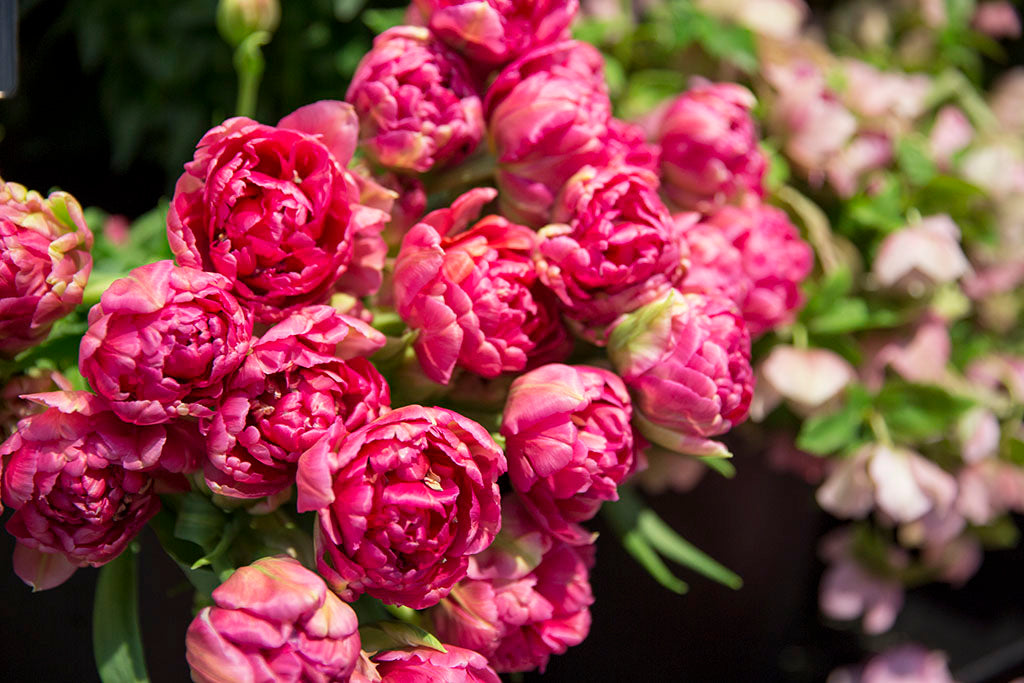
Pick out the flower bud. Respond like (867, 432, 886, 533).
(186, 555, 360, 682)
(216, 0, 280, 47)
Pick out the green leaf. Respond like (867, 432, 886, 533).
(694, 18, 757, 72)
(359, 622, 448, 653)
(361, 8, 405, 34)
(896, 136, 937, 187)
(93, 548, 150, 683)
(802, 268, 854, 319)
(808, 298, 870, 335)
(698, 455, 736, 478)
(873, 381, 975, 443)
(173, 493, 227, 550)
(796, 384, 870, 455)
(605, 488, 741, 591)
(636, 508, 742, 589)
(149, 507, 220, 597)
(971, 516, 1020, 549)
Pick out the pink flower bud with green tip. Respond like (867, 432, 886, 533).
(414, 0, 578, 69)
(347, 27, 484, 173)
(202, 306, 390, 499)
(432, 497, 595, 673)
(79, 260, 254, 425)
(169, 102, 388, 323)
(655, 82, 767, 211)
(394, 188, 569, 385)
(501, 364, 638, 544)
(484, 40, 613, 226)
(0, 392, 200, 590)
(0, 179, 93, 356)
(608, 289, 753, 457)
(186, 555, 360, 683)
(704, 202, 813, 337)
(296, 405, 506, 609)
(537, 165, 687, 343)
(372, 645, 500, 682)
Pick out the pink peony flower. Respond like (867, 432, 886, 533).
(347, 26, 484, 173)
(929, 106, 973, 170)
(201, 306, 390, 499)
(501, 364, 637, 543)
(0, 392, 200, 590)
(704, 203, 813, 338)
(414, 0, 578, 68)
(655, 82, 767, 211)
(372, 645, 500, 682)
(0, 179, 93, 355)
(537, 165, 687, 342)
(484, 40, 613, 226)
(394, 188, 570, 385)
(186, 555, 361, 683)
(432, 497, 595, 673)
(79, 260, 253, 425)
(608, 289, 753, 457)
(872, 215, 970, 293)
(296, 405, 506, 608)
(168, 102, 388, 322)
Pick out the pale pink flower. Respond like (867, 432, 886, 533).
(872, 216, 970, 293)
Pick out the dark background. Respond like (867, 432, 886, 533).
(2, 1, 1024, 681)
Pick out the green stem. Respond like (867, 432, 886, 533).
(868, 410, 892, 447)
(233, 31, 271, 118)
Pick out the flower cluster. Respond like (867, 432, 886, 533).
(0, 0, 825, 678)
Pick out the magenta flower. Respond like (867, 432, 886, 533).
(414, 0, 577, 68)
(347, 26, 484, 173)
(608, 289, 753, 457)
(676, 213, 751, 306)
(537, 165, 687, 343)
(169, 103, 389, 323)
(0, 392, 199, 590)
(501, 364, 638, 543)
(296, 405, 506, 608)
(79, 260, 254, 425)
(432, 497, 595, 673)
(186, 555, 361, 683)
(484, 40, 613, 226)
(372, 645, 500, 682)
(704, 203, 813, 337)
(394, 188, 569, 385)
(656, 82, 767, 211)
(202, 306, 389, 499)
(0, 180, 93, 356)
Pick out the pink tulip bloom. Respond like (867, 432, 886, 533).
(296, 405, 506, 608)
(202, 306, 390, 498)
(79, 260, 253, 425)
(0, 392, 200, 590)
(676, 212, 751, 307)
(609, 289, 753, 457)
(432, 497, 595, 673)
(0, 180, 93, 355)
(502, 364, 638, 543)
(347, 27, 484, 173)
(186, 556, 360, 683)
(655, 82, 767, 211)
(414, 0, 578, 68)
(394, 188, 570, 385)
(484, 40, 614, 226)
(537, 165, 686, 342)
(704, 203, 813, 338)
(169, 102, 388, 322)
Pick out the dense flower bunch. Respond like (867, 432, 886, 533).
(0, 0, 845, 679)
